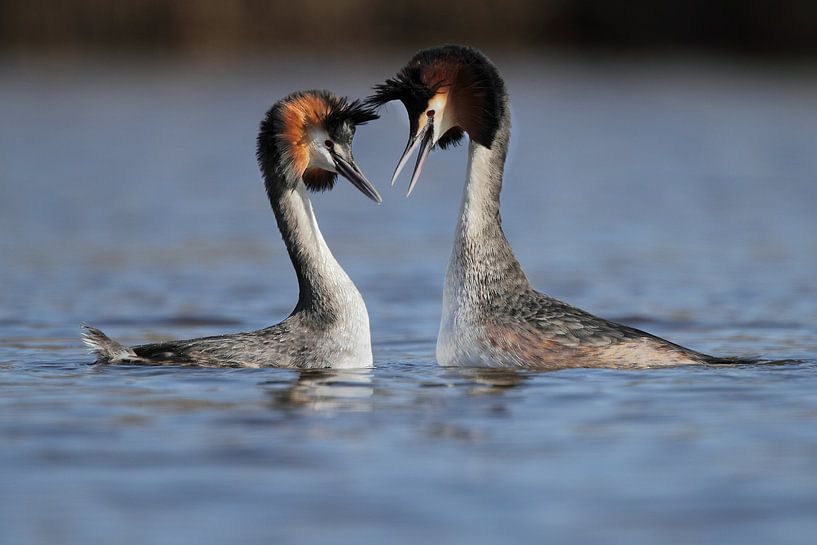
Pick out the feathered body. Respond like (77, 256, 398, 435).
(370, 45, 741, 369)
(83, 90, 380, 368)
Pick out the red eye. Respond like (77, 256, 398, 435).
(325, 140, 334, 149)
(426, 110, 435, 117)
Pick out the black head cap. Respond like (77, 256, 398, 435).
(367, 45, 506, 149)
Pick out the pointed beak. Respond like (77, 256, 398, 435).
(332, 152, 382, 204)
(391, 113, 435, 197)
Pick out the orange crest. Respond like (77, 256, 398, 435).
(279, 94, 332, 177)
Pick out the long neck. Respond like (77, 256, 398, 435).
(447, 104, 531, 303)
(266, 178, 357, 316)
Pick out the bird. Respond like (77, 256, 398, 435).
(83, 90, 381, 369)
(367, 45, 743, 369)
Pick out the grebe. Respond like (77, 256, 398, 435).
(83, 90, 381, 368)
(369, 45, 738, 369)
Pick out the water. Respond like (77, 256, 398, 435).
(1, 54, 817, 545)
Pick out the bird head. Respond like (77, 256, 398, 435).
(257, 90, 382, 203)
(367, 45, 506, 195)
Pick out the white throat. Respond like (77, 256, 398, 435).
(287, 183, 336, 264)
(436, 116, 528, 367)
(283, 182, 372, 368)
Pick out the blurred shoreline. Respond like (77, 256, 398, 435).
(2, 0, 817, 61)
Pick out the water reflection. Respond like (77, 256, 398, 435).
(263, 368, 374, 412)
(447, 368, 531, 395)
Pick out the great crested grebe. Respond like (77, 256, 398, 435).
(369, 45, 741, 369)
(83, 90, 381, 368)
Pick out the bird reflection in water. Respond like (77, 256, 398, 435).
(264, 368, 374, 411)
(446, 368, 530, 396)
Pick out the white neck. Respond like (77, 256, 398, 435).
(444, 114, 530, 308)
(437, 111, 530, 366)
(273, 182, 372, 367)
(285, 183, 350, 288)
(274, 183, 359, 309)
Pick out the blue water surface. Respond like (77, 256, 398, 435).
(1, 54, 816, 545)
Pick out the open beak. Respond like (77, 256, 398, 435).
(332, 152, 382, 204)
(391, 114, 435, 197)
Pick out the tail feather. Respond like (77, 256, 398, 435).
(81, 324, 138, 363)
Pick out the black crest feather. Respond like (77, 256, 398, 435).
(368, 68, 437, 114)
(324, 95, 379, 135)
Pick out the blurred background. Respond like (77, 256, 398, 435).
(1, 0, 817, 56)
(3, 3, 817, 545)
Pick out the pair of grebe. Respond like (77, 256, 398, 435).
(84, 45, 738, 369)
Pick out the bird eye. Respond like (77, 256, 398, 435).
(426, 110, 435, 117)
(324, 140, 334, 149)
